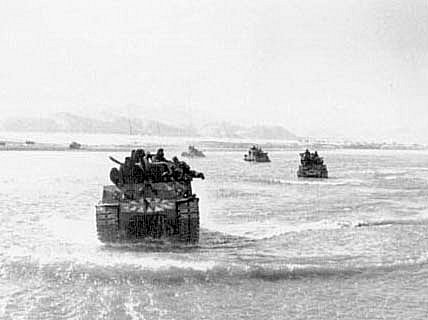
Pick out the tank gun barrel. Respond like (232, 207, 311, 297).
(109, 156, 124, 166)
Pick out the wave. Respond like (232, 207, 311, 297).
(203, 211, 428, 241)
(241, 214, 428, 240)
(236, 220, 345, 240)
(354, 218, 428, 228)
(242, 177, 364, 187)
(1, 254, 428, 285)
(351, 210, 428, 228)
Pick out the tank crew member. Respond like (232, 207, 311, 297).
(130, 149, 137, 162)
(313, 151, 321, 165)
(145, 152, 153, 164)
(131, 158, 145, 183)
(305, 149, 310, 160)
(171, 156, 185, 180)
(133, 149, 146, 172)
(120, 157, 135, 184)
(153, 148, 168, 162)
(172, 157, 204, 181)
(151, 148, 175, 180)
(110, 167, 122, 187)
(120, 155, 146, 184)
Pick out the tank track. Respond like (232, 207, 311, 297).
(177, 198, 200, 242)
(95, 204, 120, 243)
(95, 196, 200, 243)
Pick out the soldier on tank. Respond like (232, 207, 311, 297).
(120, 157, 133, 184)
(153, 148, 168, 162)
(144, 151, 153, 170)
(132, 159, 145, 183)
(152, 148, 175, 180)
(133, 149, 147, 175)
(108, 151, 146, 186)
(313, 151, 322, 165)
(171, 156, 185, 181)
(130, 149, 137, 162)
(109, 167, 122, 187)
(172, 157, 204, 181)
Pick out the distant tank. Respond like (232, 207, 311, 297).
(244, 145, 271, 162)
(69, 141, 82, 149)
(297, 150, 328, 178)
(181, 145, 206, 158)
(95, 149, 204, 243)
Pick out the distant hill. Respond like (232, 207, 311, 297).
(239, 125, 297, 141)
(0, 113, 298, 140)
(1, 113, 197, 137)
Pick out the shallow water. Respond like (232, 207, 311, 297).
(1, 149, 428, 319)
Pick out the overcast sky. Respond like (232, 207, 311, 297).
(1, 0, 427, 142)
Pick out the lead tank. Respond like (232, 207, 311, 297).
(95, 149, 204, 243)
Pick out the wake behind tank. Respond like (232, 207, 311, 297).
(95, 148, 205, 243)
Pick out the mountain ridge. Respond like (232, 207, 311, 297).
(0, 113, 299, 141)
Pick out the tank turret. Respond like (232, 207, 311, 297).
(297, 150, 328, 178)
(95, 148, 204, 243)
(244, 145, 270, 162)
(181, 145, 206, 158)
(69, 141, 81, 149)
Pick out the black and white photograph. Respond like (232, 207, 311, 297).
(1, 0, 428, 319)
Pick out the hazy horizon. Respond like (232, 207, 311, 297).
(1, 1, 428, 143)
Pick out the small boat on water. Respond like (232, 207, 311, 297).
(181, 145, 206, 158)
(297, 149, 328, 178)
(244, 145, 270, 162)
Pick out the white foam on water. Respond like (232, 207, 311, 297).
(258, 177, 365, 187)
(208, 219, 344, 240)
(354, 210, 428, 228)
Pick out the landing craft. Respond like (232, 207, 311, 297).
(95, 149, 204, 243)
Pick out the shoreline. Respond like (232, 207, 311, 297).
(0, 143, 426, 152)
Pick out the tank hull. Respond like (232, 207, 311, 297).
(297, 165, 328, 178)
(244, 157, 271, 162)
(244, 147, 270, 162)
(181, 152, 205, 158)
(244, 154, 271, 162)
(96, 183, 200, 243)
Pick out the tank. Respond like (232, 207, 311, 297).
(69, 141, 81, 149)
(297, 150, 328, 178)
(95, 149, 204, 243)
(181, 145, 206, 158)
(244, 145, 270, 162)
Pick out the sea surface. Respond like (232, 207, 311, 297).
(1, 148, 428, 319)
